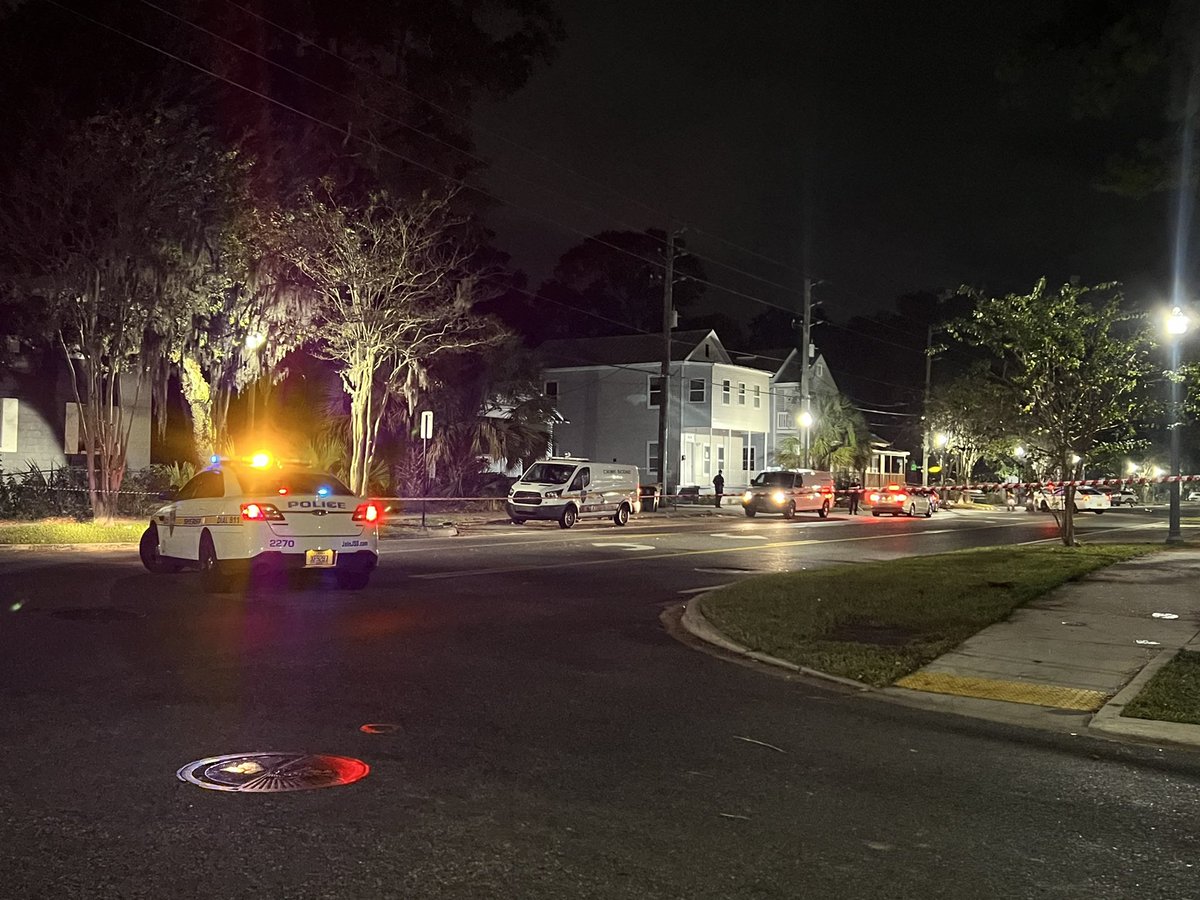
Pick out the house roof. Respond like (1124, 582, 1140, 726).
(537, 329, 718, 369)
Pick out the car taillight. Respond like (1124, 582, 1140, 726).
(353, 502, 381, 524)
(241, 502, 285, 521)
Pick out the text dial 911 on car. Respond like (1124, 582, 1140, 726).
(868, 484, 932, 518)
(139, 456, 382, 592)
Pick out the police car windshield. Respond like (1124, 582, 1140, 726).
(522, 463, 575, 485)
(751, 471, 792, 487)
(239, 470, 353, 497)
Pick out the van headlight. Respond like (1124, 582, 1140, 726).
(742, 490, 753, 501)
(772, 490, 787, 504)
(545, 490, 561, 498)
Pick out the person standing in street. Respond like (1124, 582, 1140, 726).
(846, 480, 861, 515)
(713, 470, 725, 508)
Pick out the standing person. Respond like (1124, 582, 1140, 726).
(847, 480, 861, 515)
(713, 470, 725, 508)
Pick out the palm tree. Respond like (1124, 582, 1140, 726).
(772, 392, 869, 475)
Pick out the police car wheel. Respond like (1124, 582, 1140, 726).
(743, 507, 757, 518)
(783, 502, 796, 520)
(139, 524, 169, 573)
(559, 505, 577, 529)
(199, 534, 231, 594)
(613, 503, 630, 526)
(818, 501, 829, 519)
(336, 570, 371, 590)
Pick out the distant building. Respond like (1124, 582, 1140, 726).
(0, 340, 151, 476)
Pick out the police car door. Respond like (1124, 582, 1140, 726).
(172, 470, 226, 561)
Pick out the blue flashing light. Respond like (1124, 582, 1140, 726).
(317, 486, 330, 497)
(211, 455, 219, 464)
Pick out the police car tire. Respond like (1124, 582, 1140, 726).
(744, 507, 757, 518)
(199, 534, 231, 594)
(559, 505, 577, 529)
(139, 524, 168, 573)
(819, 501, 830, 519)
(336, 570, 370, 590)
(614, 503, 630, 526)
(783, 502, 796, 520)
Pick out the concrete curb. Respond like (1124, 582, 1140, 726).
(0, 542, 138, 552)
(679, 593, 872, 692)
(1090, 646, 1200, 748)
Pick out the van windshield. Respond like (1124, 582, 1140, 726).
(521, 463, 576, 485)
(751, 471, 793, 487)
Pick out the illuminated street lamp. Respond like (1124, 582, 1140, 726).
(798, 409, 814, 468)
(1167, 306, 1189, 543)
(245, 331, 266, 351)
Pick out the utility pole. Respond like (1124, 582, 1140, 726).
(921, 324, 933, 487)
(799, 276, 812, 468)
(656, 225, 675, 498)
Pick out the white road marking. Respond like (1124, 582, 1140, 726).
(678, 584, 733, 594)
(591, 542, 654, 551)
(709, 532, 768, 540)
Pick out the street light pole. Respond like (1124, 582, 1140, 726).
(1167, 307, 1188, 543)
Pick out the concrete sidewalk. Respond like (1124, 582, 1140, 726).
(887, 549, 1200, 745)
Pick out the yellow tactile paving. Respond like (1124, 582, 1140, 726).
(895, 671, 1109, 711)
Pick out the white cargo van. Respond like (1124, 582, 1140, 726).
(507, 459, 641, 529)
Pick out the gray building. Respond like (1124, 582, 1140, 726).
(538, 330, 776, 494)
(0, 342, 151, 476)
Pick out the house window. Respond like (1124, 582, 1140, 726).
(544, 381, 558, 401)
(689, 378, 706, 402)
(753, 385, 761, 409)
(776, 411, 793, 430)
(647, 441, 660, 474)
(738, 383, 746, 405)
(722, 380, 731, 404)
(742, 446, 757, 471)
(717, 446, 725, 469)
(648, 376, 664, 408)
(704, 344, 710, 358)
(0, 398, 17, 453)
(816, 362, 824, 377)
(703, 444, 711, 476)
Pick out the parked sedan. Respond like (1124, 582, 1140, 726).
(1033, 486, 1111, 514)
(1104, 488, 1139, 507)
(868, 484, 933, 518)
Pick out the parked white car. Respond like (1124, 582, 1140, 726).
(139, 456, 381, 592)
(1033, 486, 1111, 514)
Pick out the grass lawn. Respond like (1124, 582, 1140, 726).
(0, 519, 144, 544)
(1122, 650, 1200, 726)
(700, 544, 1157, 687)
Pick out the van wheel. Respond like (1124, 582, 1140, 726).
(783, 502, 796, 520)
(199, 533, 231, 594)
(613, 503, 630, 526)
(559, 505, 577, 529)
(510, 517, 527, 525)
(743, 507, 757, 518)
(818, 501, 829, 519)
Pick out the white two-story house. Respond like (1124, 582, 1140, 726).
(537, 330, 772, 494)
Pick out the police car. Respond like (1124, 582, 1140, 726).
(138, 455, 381, 592)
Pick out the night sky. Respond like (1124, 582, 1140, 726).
(473, 1, 1175, 326)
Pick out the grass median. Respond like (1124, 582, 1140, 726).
(0, 519, 144, 545)
(1122, 650, 1200, 726)
(700, 544, 1155, 687)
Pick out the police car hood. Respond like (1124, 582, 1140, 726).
(265, 495, 361, 537)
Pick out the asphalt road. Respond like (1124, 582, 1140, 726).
(3, 506, 1200, 899)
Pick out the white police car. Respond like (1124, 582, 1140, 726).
(139, 456, 381, 592)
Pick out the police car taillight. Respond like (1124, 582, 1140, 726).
(241, 502, 285, 521)
(352, 502, 381, 524)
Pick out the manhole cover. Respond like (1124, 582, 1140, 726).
(50, 607, 141, 622)
(827, 621, 917, 646)
(176, 752, 369, 793)
(694, 566, 757, 574)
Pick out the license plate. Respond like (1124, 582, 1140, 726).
(305, 549, 336, 568)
